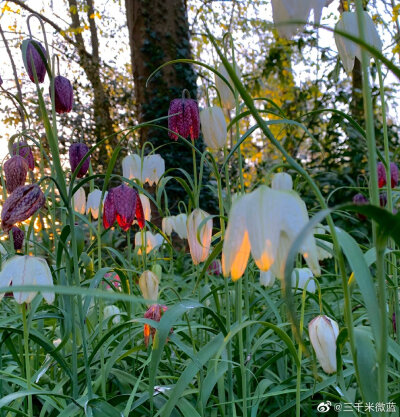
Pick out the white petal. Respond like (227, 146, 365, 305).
(200, 106, 227, 149)
(214, 63, 241, 109)
(271, 172, 293, 191)
(291, 267, 315, 293)
(173, 213, 188, 239)
(73, 187, 86, 215)
(222, 195, 251, 280)
(260, 270, 275, 287)
(187, 209, 213, 265)
(122, 154, 142, 181)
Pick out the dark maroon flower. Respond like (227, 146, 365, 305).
(12, 141, 34, 170)
(1, 184, 45, 232)
(11, 226, 24, 250)
(144, 304, 168, 347)
(208, 259, 222, 276)
(51, 75, 73, 114)
(353, 193, 368, 221)
(4, 155, 28, 194)
(168, 96, 200, 141)
(103, 184, 145, 231)
(69, 142, 90, 178)
(377, 161, 399, 189)
(23, 40, 47, 83)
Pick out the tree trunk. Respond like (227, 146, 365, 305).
(125, 0, 215, 216)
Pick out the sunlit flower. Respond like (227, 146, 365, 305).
(135, 231, 164, 254)
(144, 304, 168, 347)
(51, 75, 73, 114)
(334, 11, 382, 73)
(122, 154, 165, 186)
(104, 305, 121, 325)
(168, 95, 200, 140)
(86, 189, 107, 219)
(308, 315, 339, 374)
(200, 106, 227, 149)
(1, 184, 45, 232)
(139, 270, 159, 303)
(187, 209, 213, 265)
(291, 267, 316, 293)
(4, 155, 28, 194)
(222, 186, 320, 281)
(72, 187, 86, 215)
(22, 39, 47, 83)
(0, 255, 54, 304)
(214, 63, 241, 109)
(69, 142, 90, 178)
(12, 141, 34, 171)
(103, 184, 145, 231)
(139, 195, 151, 222)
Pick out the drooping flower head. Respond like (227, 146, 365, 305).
(69, 142, 90, 178)
(187, 209, 213, 265)
(12, 141, 34, 170)
(200, 106, 227, 149)
(135, 231, 164, 254)
(22, 39, 47, 83)
(168, 90, 200, 141)
(122, 154, 165, 186)
(1, 184, 45, 232)
(51, 75, 74, 114)
(0, 255, 54, 304)
(4, 155, 28, 194)
(308, 315, 339, 374)
(103, 184, 145, 231)
(352, 193, 368, 221)
(214, 63, 241, 109)
(86, 189, 107, 219)
(139, 270, 159, 303)
(144, 304, 168, 347)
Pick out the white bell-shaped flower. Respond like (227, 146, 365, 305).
(291, 267, 316, 293)
(222, 185, 320, 281)
(86, 189, 107, 219)
(334, 11, 382, 73)
(73, 187, 86, 214)
(222, 195, 251, 281)
(308, 315, 339, 374)
(104, 305, 121, 325)
(215, 63, 241, 109)
(162, 217, 174, 236)
(271, 172, 293, 191)
(0, 255, 54, 304)
(173, 213, 188, 239)
(139, 270, 159, 303)
(187, 208, 213, 265)
(135, 231, 164, 254)
(271, 0, 326, 39)
(200, 106, 227, 149)
(123, 154, 165, 186)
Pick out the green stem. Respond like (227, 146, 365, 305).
(236, 279, 247, 417)
(296, 288, 307, 417)
(224, 278, 234, 417)
(192, 138, 199, 207)
(22, 303, 33, 417)
(355, 0, 387, 407)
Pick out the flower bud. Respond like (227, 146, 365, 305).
(12, 226, 24, 250)
(69, 142, 90, 178)
(139, 270, 159, 303)
(104, 305, 121, 324)
(377, 162, 399, 189)
(4, 155, 28, 194)
(168, 96, 200, 140)
(51, 75, 73, 114)
(187, 208, 213, 265)
(200, 106, 227, 149)
(208, 259, 222, 276)
(2, 184, 45, 232)
(271, 172, 293, 191)
(12, 141, 34, 170)
(291, 268, 315, 293)
(22, 39, 47, 83)
(308, 315, 339, 374)
(214, 63, 241, 109)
